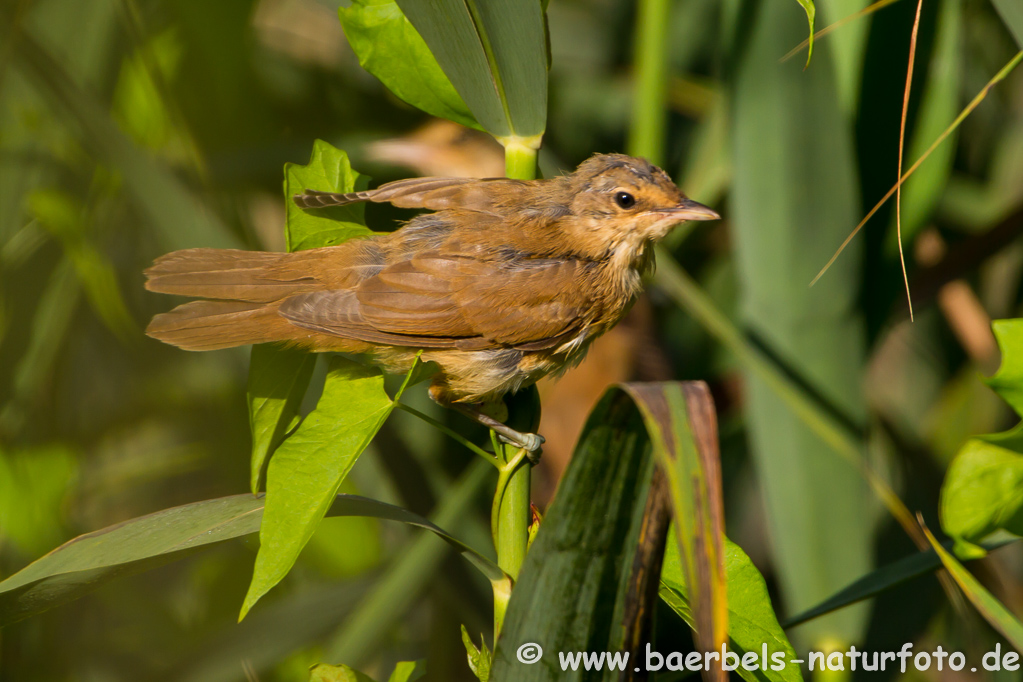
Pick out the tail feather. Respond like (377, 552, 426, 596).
(144, 248, 314, 302)
(146, 300, 293, 351)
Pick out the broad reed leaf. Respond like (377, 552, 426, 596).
(492, 382, 728, 681)
(0, 490, 499, 626)
(394, 0, 548, 139)
(490, 388, 656, 681)
(731, 0, 872, 645)
(622, 382, 728, 682)
(241, 356, 422, 618)
(339, 0, 478, 129)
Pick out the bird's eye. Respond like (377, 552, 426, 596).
(614, 191, 636, 209)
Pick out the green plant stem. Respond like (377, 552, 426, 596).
(501, 135, 542, 179)
(628, 0, 672, 165)
(395, 402, 498, 464)
(487, 140, 541, 638)
(495, 445, 530, 581)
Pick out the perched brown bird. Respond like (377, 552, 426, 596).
(145, 153, 719, 450)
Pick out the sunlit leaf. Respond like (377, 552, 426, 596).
(941, 319, 1023, 552)
(984, 319, 1023, 418)
(285, 140, 375, 251)
(660, 534, 800, 682)
(388, 660, 427, 682)
(795, 0, 816, 68)
(248, 141, 369, 492)
(339, 0, 478, 130)
(247, 346, 316, 493)
(461, 626, 491, 682)
(240, 356, 421, 618)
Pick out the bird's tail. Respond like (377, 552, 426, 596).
(144, 248, 311, 350)
(146, 300, 296, 351)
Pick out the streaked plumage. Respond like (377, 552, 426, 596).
(145, 153, 719, 410)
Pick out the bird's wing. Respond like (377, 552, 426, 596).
(277, 250, 594, 351)
(294, 176, 531, 215)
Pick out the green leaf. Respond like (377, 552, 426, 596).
(730, 0, 871, 646)
(461, 626, 491, 682)
(310, 663, 377, 682)
(240, 356, 421, 618)
(923, 525, 1023, 650)
(621, 382, 729, 669)
(247, 345, 316, 493)
(992, 0, 1023, 49)
(783, 538, 1017, 628)
(394, 0, 548, 140)
(248, 141, 368, 492)
(339, 0, 478, 129)
(985, 319, 1023, 418)
(660, 534, 801, 682)
(794, 0, 815, 68)
(0, 489, 500, 627)
(388, 660, 427, 682)
(940, 428, 1023, 548)
(941, 319, 1023, 549)
(285, 140, 375, 252)
(490, 388, 656, 681)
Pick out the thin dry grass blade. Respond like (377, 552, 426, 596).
(811, 50, 1023, 287)
(781, 0, 901, 63)
(896, 0, 925, 321)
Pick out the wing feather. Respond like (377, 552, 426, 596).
(277, 252, 596, 350)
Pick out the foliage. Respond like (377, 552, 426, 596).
(2, 0, 1023, 679)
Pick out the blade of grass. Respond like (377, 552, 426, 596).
(783, 538, 1015, 628)
(895, 0, 924, 322)
(812, 50, 1023, 287)
(921, 519, 1023, 649)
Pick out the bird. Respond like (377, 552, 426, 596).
(144, 153, 720, 452)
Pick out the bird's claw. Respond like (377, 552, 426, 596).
(499, 432, 545, 464)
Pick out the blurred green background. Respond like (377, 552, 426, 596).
(1, 0, 1022, 679)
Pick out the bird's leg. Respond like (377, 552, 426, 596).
(428, 384, 544, 461)
(456, 404, 545, 460)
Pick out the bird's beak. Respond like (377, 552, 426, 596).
(657, 198, 721, 221)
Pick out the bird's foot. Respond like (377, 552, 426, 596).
(498, 431, 545, 464)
